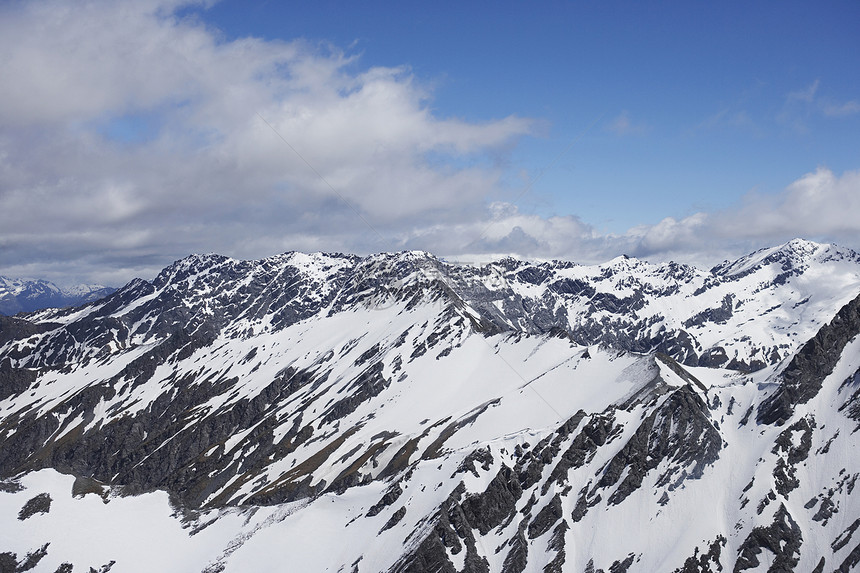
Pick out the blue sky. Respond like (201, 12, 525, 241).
(198, 0, 860, 227)
(0, 0, 859, 285)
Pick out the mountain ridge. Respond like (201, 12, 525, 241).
(0, 276, 115, 316)
(1, 238, 859, 571)
(27, 238, 858, 368)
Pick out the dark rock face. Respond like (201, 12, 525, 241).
(542, 412, 615, 494)
(832, 518, 860, 553)
(594, 386, 722, 506)
(379, 506, 407, 533)
(771, 416, 815, 496)
(322, 362, 389, 424)
(675, 536, 726, 573)
(461, 466, 524, 536)
(758, 292, 860, 425)
(367, 482, 404, 517)
(0, 316, 59, 347)
(542, 521, 568, 573)
(455, 447, 494, 478)
(500, 522, 528, 573)
(734, 504, 802, 572)
(0, 359, 37, 401)
(17, 493, 51, 520)
(527, 494, 562, 539)
(393, 412, 595, 573)
(389, 485, 491, 573)
(391, 464, 532, 573)
(838, 368, 860, 427)
(839, 542, 860, 572)
(684, 294, 735, 328)
(0, 543, 49, 573)
(0, 552, 15, 573)
(0, 359, 343, 508)
(608, 554, 635, 573)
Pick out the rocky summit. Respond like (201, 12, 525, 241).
(1, 238, 860, 572)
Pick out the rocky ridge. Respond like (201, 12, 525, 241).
(0, 239, 858, 571)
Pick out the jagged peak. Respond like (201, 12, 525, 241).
(166, 252, 234, 271)
(482, 254, 528, 272)
(652, 259, 701, 281)
(362, 250, 441, 266)
(602, 253, 647, 271)
(164, 252, 236, 270)
(279, 250, 355, 268)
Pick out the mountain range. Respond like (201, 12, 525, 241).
(0, 277, 115, 316)
(1, 238, 859, 572)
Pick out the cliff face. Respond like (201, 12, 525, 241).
(757, 292, 860, 425)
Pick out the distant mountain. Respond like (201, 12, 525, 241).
(0, 276, 115, 315)
(0, 239, 859, 572)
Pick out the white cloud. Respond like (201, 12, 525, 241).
(725, 167, 860, 238)
(410, 167, 860, 270)
(0, 0, 535, 284)
(1, 1, 858, 286)
(617, 167, 860, 265)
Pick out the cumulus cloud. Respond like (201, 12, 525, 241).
(0, 0, 534, 284)
(416, 167, 860, 269)
(724, 168, 860, 238)
(409, 204, 607, 262)
(1, 1, 858, 286)
(616, 167, 860, 266)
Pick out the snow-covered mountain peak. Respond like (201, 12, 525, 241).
(712, 238, 860, 279)
(3, 242, 860, 571)
(604, 253, 636, 267)
(0, 276, 115, 315)
(0, 276, 62, 296)
(15, 240, 860, 372)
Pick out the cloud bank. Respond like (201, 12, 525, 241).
(623, 167, 860, 262)
(1, 0, 859, 285)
